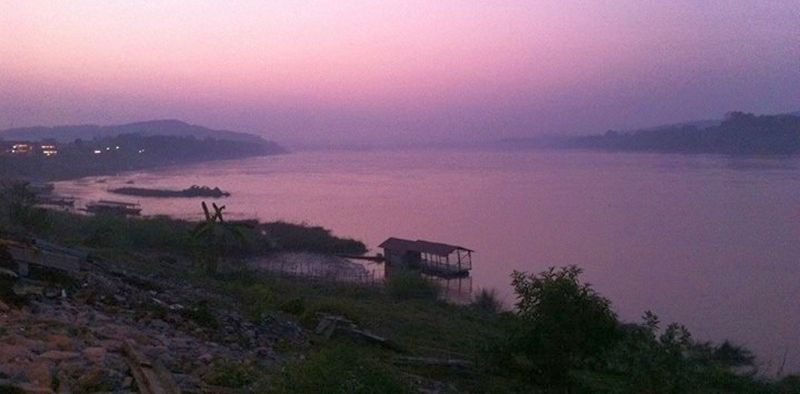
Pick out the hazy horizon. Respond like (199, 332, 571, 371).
(2, 1, 798, 145)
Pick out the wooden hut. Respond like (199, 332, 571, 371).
(379, 237, 473, 278)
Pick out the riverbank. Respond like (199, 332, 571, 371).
(0, 133, 285, 182)
(1, 182, 798, 392)
(47, 149, 800, 377)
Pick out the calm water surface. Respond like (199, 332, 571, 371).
(55, 149, 800, 372)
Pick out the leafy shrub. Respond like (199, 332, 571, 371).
(498, 266, 619, 385)
(386, 269, 439, 301)
(472, 288, 503, 314)
(591, 311, 768, 393)
(191, 215, 253, 275)
(0, 181, 51, 232)
(710, 340, 756, 368)
(494, 267, 771, 393)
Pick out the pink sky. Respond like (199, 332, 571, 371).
(1, 1, 798, 144)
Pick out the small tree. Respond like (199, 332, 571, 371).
(504, 266, 619, 385)
(191, 202, 250, 276)
(0, 181, 36, 225)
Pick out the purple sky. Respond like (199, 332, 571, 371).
(1, 1, 798, 145)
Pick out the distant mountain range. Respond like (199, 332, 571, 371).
(0, 119, 286, 180)
(0, 119, 266, 144)
(497, 110, 800, 155)
(620, 119, 722, 134)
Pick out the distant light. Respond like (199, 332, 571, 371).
(40, 144, 58, 157)
(10, 144, 31, 154)
(93, 150, 102, 154)
(115, 146, 120, 150)
(138, 149, 145, 154)
(106, 147, 110, 151)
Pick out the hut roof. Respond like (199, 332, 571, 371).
(379, 237, 473, 256)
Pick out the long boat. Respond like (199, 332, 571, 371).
(83, 200, 142, 216)
(37, 196, 76, 207)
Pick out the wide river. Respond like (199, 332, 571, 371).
(55, 148, 800, 373)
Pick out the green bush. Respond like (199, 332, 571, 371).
(590, 311, 769, 393)
(386, 269, 439, 301)
(0, 181, 51, 232)
(492, 267, 775, 393)
(498, 266, 619, 385)
(472, 288, 503, 315)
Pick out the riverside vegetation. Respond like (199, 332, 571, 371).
(1, 181, 799, 393)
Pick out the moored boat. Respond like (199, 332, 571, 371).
(83, 200, 142, 216)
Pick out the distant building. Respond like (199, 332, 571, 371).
(10, 143, 32, 155)
(40, 144, 58, 157)
(379, 237, 473, 278)
(0, 141, 59, 157)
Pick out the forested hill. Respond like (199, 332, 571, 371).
(566, 112, 800, 155)
(0, 119, 266, 144)
(0, 133, 285, 181)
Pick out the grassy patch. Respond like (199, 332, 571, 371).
(471, 288, 503, 315)
(207, 359, 257, 388)
(262, 221, 367, 255)
(0, 384, 26, 394)
(181, 299, 220, 329)
(386, 269, 439, 301)
(259, 345, 412, 394)
(211, 271, 505, 392)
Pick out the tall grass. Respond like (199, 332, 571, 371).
(386, 269, 439, 301)
(262, 221, 367, 255)
(472, 288, 503, 314)
(259, 345, 411, 394)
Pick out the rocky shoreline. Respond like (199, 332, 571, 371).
(0, 256, 306, 393)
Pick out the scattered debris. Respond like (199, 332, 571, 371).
(0, 267, 17, 279)
(0, 238, 307, 392)
(1, 237, 85, 276)
(315, 314, 401, 351)
(124, 340, 181, 394)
